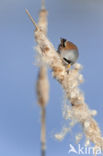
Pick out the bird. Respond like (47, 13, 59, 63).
(57, 38, 79, 70)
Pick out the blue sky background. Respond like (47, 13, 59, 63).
(0, 0, 103, 155)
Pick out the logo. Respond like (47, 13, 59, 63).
(68, 144, 102, 155)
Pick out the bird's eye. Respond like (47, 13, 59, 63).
(63, 42, 65, 47)
(62, 39, 67, 47)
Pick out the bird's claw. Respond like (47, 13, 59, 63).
(67, 64, 71, 69)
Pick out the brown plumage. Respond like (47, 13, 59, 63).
(58, 38, 78, 52)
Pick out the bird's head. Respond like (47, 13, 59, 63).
(58, 38, 78, 51)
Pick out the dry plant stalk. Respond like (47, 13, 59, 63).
(35, 1, 49, 156)
(36, 66, 49, 156)
(26, 4, 103, 154)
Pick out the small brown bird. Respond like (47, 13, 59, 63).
(57, 38, 79, 69)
